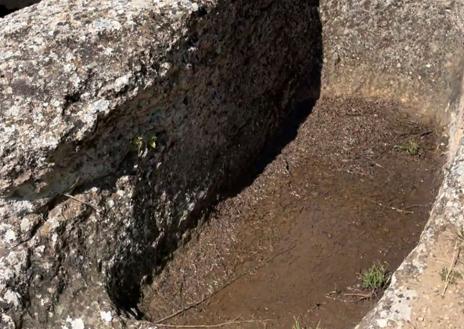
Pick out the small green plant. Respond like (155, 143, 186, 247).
(291, 318, 322, 329)
(147, 135, 157, 150)
(361, 263, 390, 290)
(131, 134, 157, 156)
(394, 140, 420, 156)
(440, 267, 462, 285)
(292, 318, 303, 329)
(131, 136, 144, 153)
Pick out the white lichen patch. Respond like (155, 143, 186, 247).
(92, 18, 122, 33)
(0, 314, 15, 329)
(100, 311, 112, 323)
(3, 290, 20, 308)
(380, 288, 417, 326)
(159, 62, 172, 77)
(4, 229, 16, 244)
(65, 317, 85, 329)
(410, 243, 428, 273)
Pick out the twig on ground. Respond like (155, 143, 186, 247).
(153, 294, 214, 324)
(63, 193, 100, 213)
(154, 319, 271, 328)
(343, 291, 375, 301)
(398, 130, 433, 138)
(366, 199, 414, 214)
(326, 289, 376, 303)
(153, 272, 248, 324)
(404, 203, 431, 210)
(386, 204, 414, 214)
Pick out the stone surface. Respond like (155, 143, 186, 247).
(319, 0, 464, 328)
(320, 0, 464, 125)
(0, 0, 321, 328)
(355, 76, 464, 329)
(318, 1, 464, 328)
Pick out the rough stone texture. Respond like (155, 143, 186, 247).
(1, 0, 464, 329)
(355, 78, 464, 328)
(0, 0, 321, 328)
(320, 0, 464, 125)
(318, 1, 464, 328)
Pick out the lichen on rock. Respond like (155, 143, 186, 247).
(0, 0, 322, 328)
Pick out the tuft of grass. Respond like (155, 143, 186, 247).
(131, 134, 158, 156)
(457, 227, 464, 243)
(131, 136, 144, 153)
(292, 318, 303, 329)
(292, 318, 322, 329)
(394, 140, 421, 156)
(440, 267, 462, 285)
(361, 263, 390, 290)
(147, 135, 157, 150)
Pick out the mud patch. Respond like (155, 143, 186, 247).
(140, 96, 446, 329)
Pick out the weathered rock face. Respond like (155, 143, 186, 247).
(320, 0, 464, 125)
(1, 0, 463, 328)
(318, 1, 464, 328)
(0, 0, 322, 328)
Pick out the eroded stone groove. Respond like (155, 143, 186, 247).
(107, 0, 322, 313)
(0, 0, 321, 328)
(1, 0, 463, 328)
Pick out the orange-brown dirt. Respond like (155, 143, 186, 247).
(140, 96, 446, 329)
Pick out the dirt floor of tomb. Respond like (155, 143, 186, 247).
(139, 96, 447, 329)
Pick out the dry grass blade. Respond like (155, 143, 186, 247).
(365, 199, 414, 214)
(343, 291, 375, 301)
(154, 319, 271, 328)
(442, 240, 461, 296)
(63, 193, 100, 213)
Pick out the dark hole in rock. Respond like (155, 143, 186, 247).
(0, 0, 40, 17)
